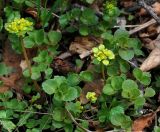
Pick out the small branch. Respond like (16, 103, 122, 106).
(66, 109, 93, 132)
(138, 0, 160, 24)
(20, 36, 32, 75)
(129, 19, 156, 35)
(20, 36, 41, 93)
(57, 52, 72, 59)
(114, 25, 140, 28)
(14, 110, 53, 115)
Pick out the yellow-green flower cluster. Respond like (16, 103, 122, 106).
(5, 18, 33, 36)
(92, 44, 115, 65)
(86, 92, 97, 103)
(106, 3, 115, 11)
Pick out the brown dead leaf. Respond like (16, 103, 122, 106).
(3, 40, 21, 68)
(132, 106, 160, 131)
(0, 41, 23, 96)
(141, 34, 160, 50)
(51, 58, 76, 74)
(132, 112, 155, 131)
(25, 8, 38, 18)
(152, 2, 160, 16)
(140, 48, 160, 71)
(141, 38, 155, 50)
(80, 79, 104, 104)
(69, 36, 102, 58)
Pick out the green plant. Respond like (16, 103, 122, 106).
(0, 0, 158, 131)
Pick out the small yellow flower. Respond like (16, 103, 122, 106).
(106, 3, 115, 11)
(92, 44, 115, 65)
(5, 18, 33, 36)
(86, 92, 97, 103)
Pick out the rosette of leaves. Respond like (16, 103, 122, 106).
(42, 76, 81, 101)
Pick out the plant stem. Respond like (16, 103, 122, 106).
(66, 109, 92, 132)
(101, 63, 105, 80)
(19, 36, 41, 92)
(20, 36, 32, 76)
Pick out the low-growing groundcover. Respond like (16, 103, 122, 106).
(0, 0, 160, 132)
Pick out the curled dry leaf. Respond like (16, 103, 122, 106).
(25, 8, 38, 18)
(80, 79, 104, 104)
(20, 60, 28, 71)
(142, 34, 160, 50)
(141, 38, 156, 50)
(51, 58, 77, 74)
(0, 41, 23, 96)
(132, 112, 155, 131)
(152, 2, 160, 16)
(132, 106, 160, 131)
(140, 48, 160, 71)
(69, 36, 102, 58)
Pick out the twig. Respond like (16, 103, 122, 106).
(66, 109, 93, 132)
(80, 51, 92, 59)
(57, 52, 72, 59)
(127, 60, 138, 68)
(129, 19, 156, 35)
(20, 36, 41, 93)
(114, 25, 140, 28)
(138, 0, 160, 24)
(14, 110, 53, 115)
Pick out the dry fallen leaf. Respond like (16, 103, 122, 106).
(141, 34, 160, 50)
(25, 8, 38, 18)
(132, 106, 160, 131)
(0, 41, 23, 97)
(69, 36, 102, 58)
(51, 58, 76, 74)
(80, 79, 104, 104)
(140, 48, 160, 71)
(20, 60, 28, 71)
(132, 112, 155, 131)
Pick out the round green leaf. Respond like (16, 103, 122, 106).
(42, 79, 58, 95)
(144, 88, 155, 97)
(111, 76, 124, 90)
(79, 25, 89, 36)
(122, 79, 138, 90)
(134, 97, 145, 108)
(48, 31, 62, 44)
(24, 36, 35, 48)
(67, 73, 80, 86)
(103, 84, 115, 95)
(33, 29, 45, 44)
(80, 71, 93, 82)
(53, 108, 65, 121)
(119, 49, 134, 61)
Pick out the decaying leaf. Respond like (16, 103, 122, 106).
(69, 36, 102, 58)
(20, 60, 28, 71)
(25, 8, 38, 18)
(80, 79, 104, 104)
(132, 112, 155, 131)
(132, 106, 160, 131)
(51, 58, 76, 74)
(140, 48, 160, 71)
(0, 41, 23, 96)
(142, 34, 160, 50)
